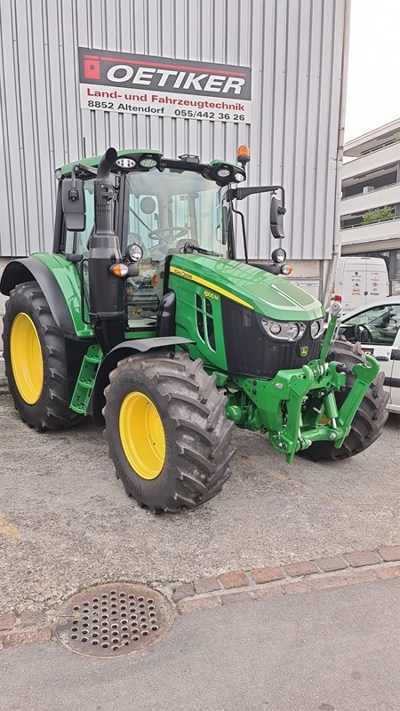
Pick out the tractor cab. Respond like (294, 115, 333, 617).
(58, 147, 288, 341)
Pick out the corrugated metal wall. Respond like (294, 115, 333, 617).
(0, 0, 347, 260)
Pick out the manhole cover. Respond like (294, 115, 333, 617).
(54, 583, 174, 657)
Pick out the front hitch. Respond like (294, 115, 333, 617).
(236, 350, 380, 464)
(267, 354, 379, 462)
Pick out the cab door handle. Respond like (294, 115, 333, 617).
(375, 356, 389, 361)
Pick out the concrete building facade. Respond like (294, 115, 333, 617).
(340, 118, 400, 293)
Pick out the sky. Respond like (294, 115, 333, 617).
(345, 0, 400, 140)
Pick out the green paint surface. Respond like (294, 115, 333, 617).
(169, 254, 325, 321)
(31, 253, 94, 337)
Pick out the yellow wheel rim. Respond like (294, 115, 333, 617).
(10, 313, 44, 405)
(119, 392, 166, 480)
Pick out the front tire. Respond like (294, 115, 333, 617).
(299, 340, 389, 461)
(3, 281, 83, 431)
(104, 351, 235, 512)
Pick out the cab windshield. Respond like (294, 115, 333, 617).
(124, 168, 227, 255)
(123, 169, 229, 328)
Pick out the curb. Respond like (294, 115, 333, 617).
(172, 546, 400, 615)
(0, 546, 399, 650)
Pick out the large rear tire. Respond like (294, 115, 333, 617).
(3, 281, 83, 431)
(104, 351, 235, 512)
(299, 340, 389, 461)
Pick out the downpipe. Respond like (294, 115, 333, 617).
(88, 147, 125, 353)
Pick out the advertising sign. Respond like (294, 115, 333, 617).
(78, 48, 251, 124)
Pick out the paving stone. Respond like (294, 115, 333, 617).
(19, 611, 47, 627)
(284, 561, 319, 577)
(2, 626, 52, 648)
(193, 577, 221, 594)
(378, 546, 400, 562)
(344, 551, 381, 568)
(315, 556, 348, 572)
(283, 581, 310, 595)
(251, 567, 284, 584)
(0, 614, 16, 631)
(218, 571, 248, 589)
(172, 583, 195, 602)
(177, 597, 221, 615)
(253, 586, 284, 601)
(220, 591, 253, 606)
(375, 566, 400, 579)
(310, 569, 377, 590)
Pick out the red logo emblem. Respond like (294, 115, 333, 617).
(84, 56, 100, 80)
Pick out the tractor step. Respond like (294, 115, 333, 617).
(70, 345, 103, 415)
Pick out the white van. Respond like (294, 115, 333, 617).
(335, 256, 389, 314)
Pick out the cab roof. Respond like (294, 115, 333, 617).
(56, 149, 246, 187)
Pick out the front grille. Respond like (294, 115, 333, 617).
(221, 298, 322, 377)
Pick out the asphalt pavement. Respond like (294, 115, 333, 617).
(0, 579, 399, 711)
(0, 390, 399, 614)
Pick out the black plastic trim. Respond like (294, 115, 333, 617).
(157, 291, 176, 337)
(384, 377, 400, 389)
(0, 258, 75, 336)
(391, 348, 400, 361)
(53, 181, 64, 253)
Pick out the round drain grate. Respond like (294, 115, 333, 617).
(54, 583, 174, 657)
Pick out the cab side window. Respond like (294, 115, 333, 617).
(64, 179, 95, 255)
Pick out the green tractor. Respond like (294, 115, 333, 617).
(1, 146, 388, 512)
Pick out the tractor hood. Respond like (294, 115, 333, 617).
(169, 254, 325, 321)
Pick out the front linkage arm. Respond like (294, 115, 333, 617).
(232, 330, 380, 464)
(264, 355, 379, 463)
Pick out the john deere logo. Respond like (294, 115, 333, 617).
(300, 346, 309, 357)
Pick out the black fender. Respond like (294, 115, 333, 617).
(0, 258, 75, 336)
(91, 336, 193, 424)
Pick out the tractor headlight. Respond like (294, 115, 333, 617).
(269, 322, 282, 335)
(310, 319, 323, 338)
(126, 243, 143, 262)
(234, 172, 245, 182)
(260, 318, 306, 341)
(116, 157, 136, 169)
(286, 323, 300, 340)
(139, 157, 158, 168)
(217, 167, 231, 178)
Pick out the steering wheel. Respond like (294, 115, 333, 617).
(354, 324, 372, 343)
(148, 227, 189, 244)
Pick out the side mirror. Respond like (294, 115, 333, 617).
(61, 177, 86, 231)
(270, 196, 285, 239)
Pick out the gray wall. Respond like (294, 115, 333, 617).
(0, 0, 347, 261)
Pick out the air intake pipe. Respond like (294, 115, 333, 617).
(88, 147, 125, 353)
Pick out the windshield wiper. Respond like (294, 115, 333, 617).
(182, 242, 222, 257)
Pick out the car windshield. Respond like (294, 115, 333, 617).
(123, 168, 228, 256)
(342, 305, 397, 328)
(339, 303, 400, 345)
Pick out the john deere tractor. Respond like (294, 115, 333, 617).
(1, 146, 388, 512)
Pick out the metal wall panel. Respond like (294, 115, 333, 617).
(0, 0, 347, 260)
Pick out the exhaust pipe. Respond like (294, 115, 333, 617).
(88, 147, 125, 353)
